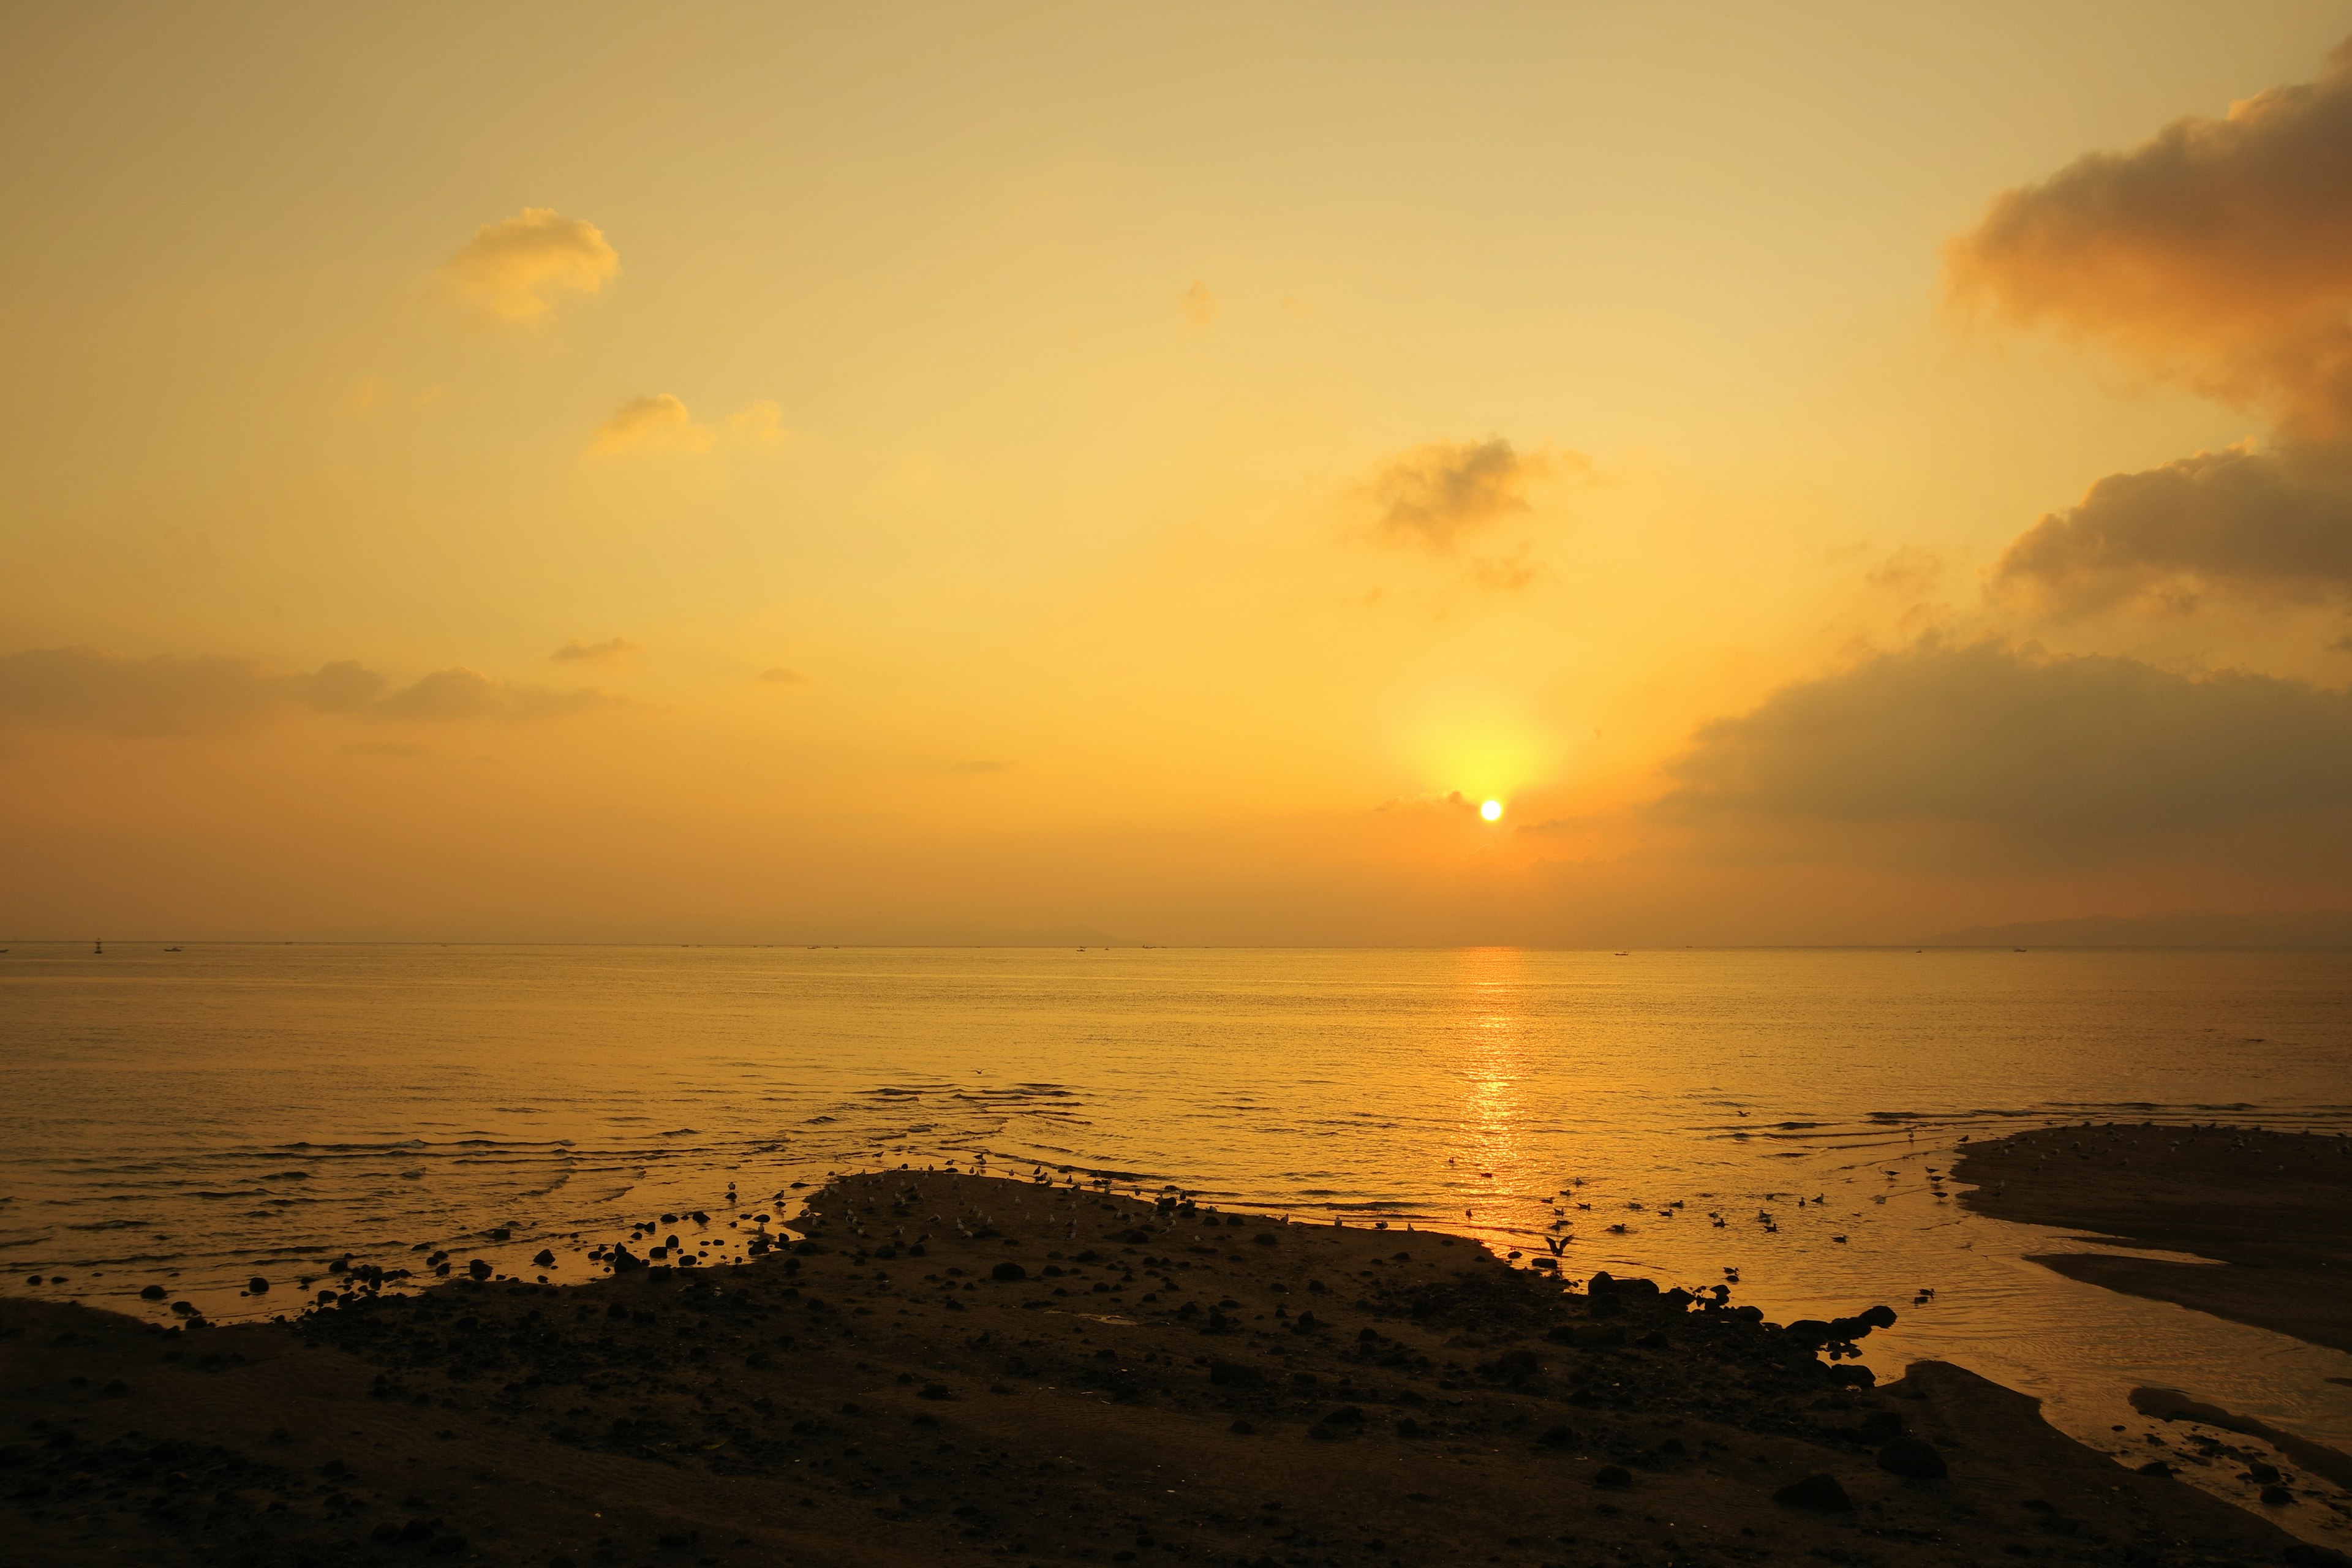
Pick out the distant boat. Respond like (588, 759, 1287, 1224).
(164, 946, 182, 952)
(92, 938, 102, 955)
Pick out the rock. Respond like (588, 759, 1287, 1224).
(467, 1259, 492, 1280)
(533, 1249, 556, 1268)
(990, 1261, 1027, 1282)
(1784, 1319, 1833, 1348)
(138, 1285, 166, 1300)
(2137, 1460, 2174, 1476)
(247, 1276, 270, 1294)
(1858, 1303, 1898, 1329)
(1538, 1424, 1576, 1447)
(609, 1245, 645, 1273)
(2263, 1484, 2296, 1506)
(1227, 1420, 1254, 1434)
(1877, 1436, 1947, 1479)
(1859, 1410, 1904, 1441)
(1774, 1473, 1853, 1512)
(2283, 1544, 2352, 1567)
(1207, 1359, 1267, 1387)
(1593, 1465, 1632, 1488)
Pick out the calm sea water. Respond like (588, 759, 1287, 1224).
(4, 943, 2350, 1474)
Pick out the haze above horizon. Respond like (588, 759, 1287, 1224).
(7, 2, 2352, 944)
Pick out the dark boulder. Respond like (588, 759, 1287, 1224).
(1774, 1473, 1853, 1512)
(990, 1261, 1027, 1282)
(1876, 1436, 1947, 1479)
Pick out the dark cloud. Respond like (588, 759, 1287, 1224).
(1662, 640, 2352, 840)
(0, 647, 617, 736)
(1368, 439, 1553, 551)
(1995, 443, 2352, 612)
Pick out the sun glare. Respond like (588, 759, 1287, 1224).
(1480, 799, 1503, 821)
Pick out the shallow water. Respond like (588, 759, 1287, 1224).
(4, 942, 2350, 1474)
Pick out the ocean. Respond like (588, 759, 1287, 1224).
(4, 941, 2349, 1469)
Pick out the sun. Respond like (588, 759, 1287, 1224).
(1480, 799, 1503, 821)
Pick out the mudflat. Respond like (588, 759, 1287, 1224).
(1952, 1123, 2352, 1354)
(0, 1171, 2329, 1567)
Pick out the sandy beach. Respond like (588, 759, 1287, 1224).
(1953, 1124, 2352, 1355)
(4, 1166, 2337, 1567)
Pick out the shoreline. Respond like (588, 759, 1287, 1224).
(1952, 1123, 2352, 1355)
(4, 1169, 2340, 1566)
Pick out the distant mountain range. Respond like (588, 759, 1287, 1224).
(1919, 911, 2352, 948)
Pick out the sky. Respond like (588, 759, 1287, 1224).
(5, 1, 2352, 945)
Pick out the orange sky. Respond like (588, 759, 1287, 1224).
(5, 2, 2352, 944)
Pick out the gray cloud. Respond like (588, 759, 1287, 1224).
(1662, 640, 2352, 840)
(1995, 443, 2352, 612)
(1368, 439, 1555, 551)
(0, 647, 619, 736)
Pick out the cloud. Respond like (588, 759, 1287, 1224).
(439, 208, 619, 324)
(1662, 639, 2352, 842)
(368, 668, 620, 723)
(728, 400, 789, 444)
(1995, 442, 2352, 612)
(1947, 39, 2352, 437)
(1367, 439, 1560, 551)
(549, 637, 643, 664)
(592, 394, 714, 454)
(754, 667, 807, 685)
(1948, 38, 2352, 618)
(0, 648, 383, 736)
(1178, 281, 1217, 328)
(0, 647, 618, 736)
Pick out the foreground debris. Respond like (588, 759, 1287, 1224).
(2, 1170, 2336, 1566)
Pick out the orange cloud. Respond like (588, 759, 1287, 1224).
(592, 394, 714, 454)
(550, 637, 643, 664)
(439, 208, 619, 324)
(1947, 40, 2352, 439)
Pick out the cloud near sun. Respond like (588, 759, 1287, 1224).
(1365, 438, 1574, 551)
(1950, 37, 2352, 616)
(1662, 641, 2352, 846)
(0, 647, 624, 736)
(439, 208, 619, 323)
(1664, 37, 2352, 861)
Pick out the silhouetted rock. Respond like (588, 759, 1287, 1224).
(1877, 1436, 1947, 1479)
(1774, 1473, 1852, 1511)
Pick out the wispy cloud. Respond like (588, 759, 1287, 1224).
(0, 647, 624, 736)
(549, 637, 643, 665)
(592, 394, 714, 454)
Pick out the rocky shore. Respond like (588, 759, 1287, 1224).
(1, 1169, 2335, 1567)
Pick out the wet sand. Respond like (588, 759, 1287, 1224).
(1952, 1123, 2352, 1354)
(1, 1170, 2335, 1566)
